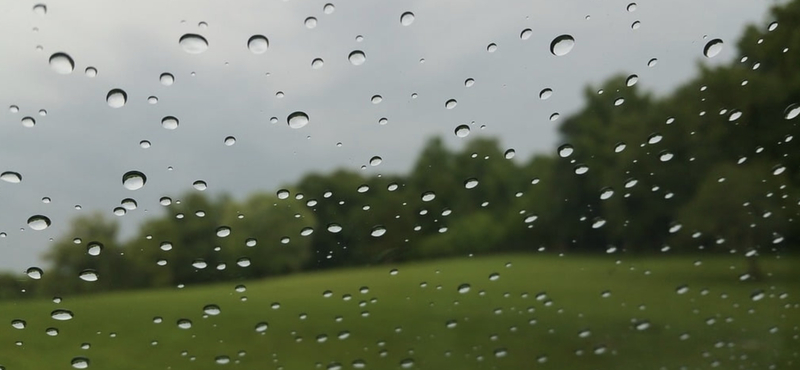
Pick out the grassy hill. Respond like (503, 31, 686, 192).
(0, 254, 798, 369)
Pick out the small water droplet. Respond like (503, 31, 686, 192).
(203, 304, 221, 316)
(224, 136, 236, 146)
(520, 28, 533, 40)
(464, 178, 479, 189)
(465, 78, 475, 87)
(71, 357, 89, 369)
(348, 50, 366, 66)
(600, 187, 614, 200)
(305, 17, 318, 29)
(177, 319, 192, 329)
(455, 124, 470, 138)
(79, 269, 98, 282)
(327, 223, 342, 233)
(558, 144, 574, 158)
(631, 20, 641, 30)
(216, 226, 231, 238)
(703, 39, 723, 58)
(371, 225, 387, 237)
(106, 89, 127, 108)
(311, 58, 324, 69)
(539, 88, 553, 100)
(550, 35, 575, 56)
(255, 322, 268, 332)
(772, 165, 786, 175)
(247, 35, 269, 54)
(400, 12, 415, 26)
(86, 242, 103, 256)
(33, 3, 47, 15)
(614, 142, 626, 152)
(28, 215, 51, 230)
(49, 52, 74, 74)
(288, 111, 309, 129)
(647, 133, 663, 144)
(323, 3, 335, 14)
(784, 103, 799, 120)
(179, 34, 208, 54)
(486, 43, 498, 52)
(659, 151, 674, 162)
(122, 171, 146, 190)
(369, 156, 382, 166)
(457, 284, 471, 294)
(84, 67, 97, 77)
(445, 99, 457, 109)
(161, 116, 179, 130)
(159, 73, 174, 86)
(627, 2, 637, 11)
(626, 74, 638, 86)
(421, 191, 436, 202)
(647, 58, 658, 67)
(574, 164, 589, 175)
(51, 309, 74, 321)
(489, 273, 500, 281)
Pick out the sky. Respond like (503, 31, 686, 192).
(0, 0, 782, 272)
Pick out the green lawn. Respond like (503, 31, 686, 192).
(0, 254, 798, 370)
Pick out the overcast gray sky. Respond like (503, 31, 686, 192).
(0, 0, 781, 272)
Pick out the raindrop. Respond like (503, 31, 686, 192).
(371, 95, 383, 104)
(46, 327, 59, 336)
(464, 178, 479, 189)
(0, 172, 22, 183)
(600, 187, 614, 200)
(558, 144, 574, 158)
(635, 321, 651, 331)
(504, 149, 516, 159)
(106, 89, 127, 108)
(305, 17, 318, 29)
(51, 309, 74, 321)
(772, 165, 786, 175)
(327, 223, 342, 233)
(21, 116, 35, 128)
(311, 58, 324, 69)
(465, 78, 475, 87)
(26, 267, 43, 280)
(159, 73, 174, 86)
(455, 125, 470, 138)
(28, 215, 51, 230)
(445, 99, 458, 109)
(400, 12, 415, 26)
(224, 136, 236, 146)
(520, 28, 533, 40)
(348, 50, 366, 66)
(177, 319, 192, 329)
(539, 88, 553, 100)
(371, 226, 387, 237)
(369, 156, 382, 166)
(215, 356, 230, 365)
(614, 142, 626, 152)
(768, 22, 778, 31)
(457, 284, 471, 294)
(255, 322, 268, 332)
(122, 171, 146, 190)
(323, 3, 335, 14)
(592, 218, 606, 229)
(494, 348, 508, 358)
(179, 34, 208, 54)
(631, 21, 641, 30)
(33, 4, 47, 15)
(49, 52, 75, 74)
(647, 133, 663, 144)
(659, 151, 674, 162)
(550, 35, 575, 56)
(626, 75, 638, 86)
(216, 226, 231, 237)
(71, 357, 89, 369)
(627, 2, 637, 11)
(161, 116, 179, 130)
(676, 285, 689, 294)
(288, 111, 309, 129)
(728, 110, 742, 121)
(421, 191, 436, 202)
(79, 270, 98, 282)
(300, 227, 314, 236)
(84, 67, 97, 77)
(784, 103, 799, 120)
(247, 35, 269, 54)
(203, 304, 221, 316)
(147, 96, 158, 104)
(489, 273, 500, 281)
(703, 39, 723, 58)
(399, 358, 415, 369)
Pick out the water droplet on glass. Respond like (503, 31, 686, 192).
(159, 73, 174, 86)
(400, 12, 415, 26)
(539, 88, 553, 100)
(216, 226, 231, 238)
(224, 136, 236, 146)
(1, 172, 22, 183)
(703, 39, 723, 58)
(465, 178, 479, 189)
(288, 111, 309, 129)
(177, 319, 192, 329)
(369, 156, 382, 166)
(676, 285, 689, 294)
(647, 58, 658, 67)
(550, 35, 575, 56)
(179, 34, 208, 54)
(51, 309, 74, 321)
(371, 95, 383, 104)
(33, 3, 47, 15)
(647, 133, 663, 144)
(161, 116, 179, 130)
(327, 223, 342, 233)
(87, 242, 103, 256)
(215, 356, 230, 365)
(600, 187, 614, 200)
(300, 227, 314, 236)
(558, 144, 574, 158)
(489, 273, 500, 281)
(203, 304, 221, 316)
(574, 164, 589, 175)
(255, 322, 268, 332)
(455, 124, 470, 138)
(772, 165, 786, 175)
(305, 17, 318, 29)
(84, 67, 97, 77)
(348, 50, 366, 66)
(26, 267, 42, 280)
(659, 151, 674, 162)
(592, 218, 606, 229)
(784, 103, 799, 120)
(28, 215, 51, 230)
(626, 74, 638, 86)
(21, 116, 35, 128)
(311, 58, 324, 69)
(486, 43, 498, 53)
(399, 358, 415, 369)
(371, 225, 387, 237)
(614, 142, 626, 153)
(445, 99, 457, 109)
(122, 171, 146, 190)
(465, 78, 475, 87)
(627, 2, 637, 11)
(421, 191, 436, 202)
(631, 21, 641, 30)
(147, 96, 158, 104)
(49, 52, 74, 74)
(323, 3, 335, 14)
(79, 269, 98, 282)
(457, 284, 471, 294)
(106, 89, 127, 108)
(71, 357, 89, 369)
(520, 28, 532, 40)
(247, 35, 269, 54)
(635, 321, 651, 331)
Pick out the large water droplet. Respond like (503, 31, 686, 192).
(600, 187, 614, 200)
(177, 319, 192, 329)
(323, 3, 335, 14)
(193, 180, 207, 191)
(304, 17, 318, 29)
(370, 226, 387, 237)
(539, 88, 553, 100)
(79, 270, 98, 282)
(784, 103, 799, 120)
(179, 34, 208, 54)
(248, 35, 269, 54)
(558, 144, 574, 158)
(0, 171, 22, 183)
(87, 242, 103, 256)
(51, 309, 74, 321)
(288, 111, 309, 129)
(122, 171, 146, 190)
(106, 89, 127, 108)
(455, 124, 470, 138)
(659, 151, 674, 162)
(348, 50, 366, 66)
(28, 215, 51, 230)
(33, 4, 47, 15)
(216, 226, 231, 238)
(26, 267, 43, 280)
(203, 304, 221, 316)
(445, 99, 457, 109)
(464, 178, 479, 189)
(71, 357, 89, 369)
(457, 283, 471, 293)
(85, 67, 97, 77)
(161, 116, 179, 130)
(11, 319, 26, 329)
(327, 223, 342, 233)
(520, 28, 533, 40)
(311, 58, 324, 69)
(550, 35, 575, 56)
(626, 74, 638, 86)
(703, 39, 723, 58)
(215, 356, 230, 365)
(421, 191, 436, 202)
(400, 12, 415, 26)
(159, 73, 174, 86)
(49, 52, 75, 74)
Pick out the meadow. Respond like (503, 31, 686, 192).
(0, 253, 798, 370)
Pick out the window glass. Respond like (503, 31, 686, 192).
(0, 0, 798, 369)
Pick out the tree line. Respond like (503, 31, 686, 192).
(3, 0, 799, 298)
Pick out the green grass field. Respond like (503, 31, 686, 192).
(0, 254, 798, 370)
